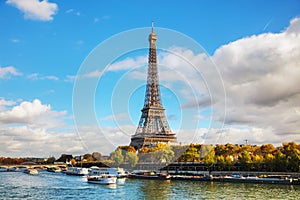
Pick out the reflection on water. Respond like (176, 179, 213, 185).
(0, 172, 299, 199)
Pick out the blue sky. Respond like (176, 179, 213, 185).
(0, 0, 300, 157)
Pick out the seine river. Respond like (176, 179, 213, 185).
(1, 172, 299, 199)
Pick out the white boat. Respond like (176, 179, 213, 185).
(0, 167, 7, 172)
(66, 167, 88, 176)
(87, 167, 117, 185)
(113, 167, 128, 178)
(47, 167, 62, 173)
(24, 168, 39, 175)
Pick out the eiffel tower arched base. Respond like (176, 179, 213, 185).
(130, 134, 177, 150)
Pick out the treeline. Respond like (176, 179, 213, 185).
(109, 142, 300, 172)
(176, 142, 300, 172)
(0, 157, 24, 165)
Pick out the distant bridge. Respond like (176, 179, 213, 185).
(0, 164, 66, 169)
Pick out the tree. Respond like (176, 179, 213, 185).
(225, 155, 234, 170)
(118, 146, 136, 153)
(154, 145, 175, 163)
(204, 148, 215, 166)
(110, 149, 124, 166)
(70, 158, 76, 166)
(56, 154, 73, 163)
(260, 144, 276, 155)
(287, 149, 300, 172)
(126, 151, 139, 168)
(216, 155, 226, 170)
(240, 150, 252, 171)
(182, 147, 199, 162)
(46, 156, 56, 164)
(92, 152, 102, 161)
(83, 153, 94, 162)
(275, 151, 287, 171)
(215, 144, 227, 156)
(264, 153, 275, 171)
(252, 154, 263, 171)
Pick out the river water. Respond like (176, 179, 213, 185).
(0, 171, 299, 199)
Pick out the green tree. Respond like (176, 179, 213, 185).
(155, 145, 175, 163)
(110, 149, 124, 166)
(126, 151, 139, 168)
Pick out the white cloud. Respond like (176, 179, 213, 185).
(83, 70, 102, 78)
(0, 99, 74, 157)
(27, 73, 59, 81)
(6, 0, 58, 21)
(0, 98, 16, 112)
(64, 75, 76, 82)
(65, 8, 81, 16)
(211, 17, 300, 138)
(0, 98, 135, 157)
(107, 56, 147, 72)
(0, 99, 66, 128)
(0, 66, 22, 78)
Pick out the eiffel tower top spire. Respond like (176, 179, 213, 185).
(144, 20, 161, 108)
(130, 22, 177, 150)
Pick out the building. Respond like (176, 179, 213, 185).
(130, 22, 177, 150)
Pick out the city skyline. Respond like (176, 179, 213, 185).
(1, 0, 300, 157)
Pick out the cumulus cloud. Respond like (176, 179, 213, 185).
(0, 66, 22, 78)
(0, 98, 136, 157)
(0, 99, 66, 128)
(6, 0, 58, 21)
(211, 17, 300, 138)
(0, 99, 89, 157)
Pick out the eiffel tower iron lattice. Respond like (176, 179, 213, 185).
(130, 22, 177, 150)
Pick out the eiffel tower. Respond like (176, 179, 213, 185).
(130, 22, 177, 150)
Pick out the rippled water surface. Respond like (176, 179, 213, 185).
(0, 172, 299, 199)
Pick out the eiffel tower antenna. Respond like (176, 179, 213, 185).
(130, 22, 177, 150)
(152, 20, 154, 33)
